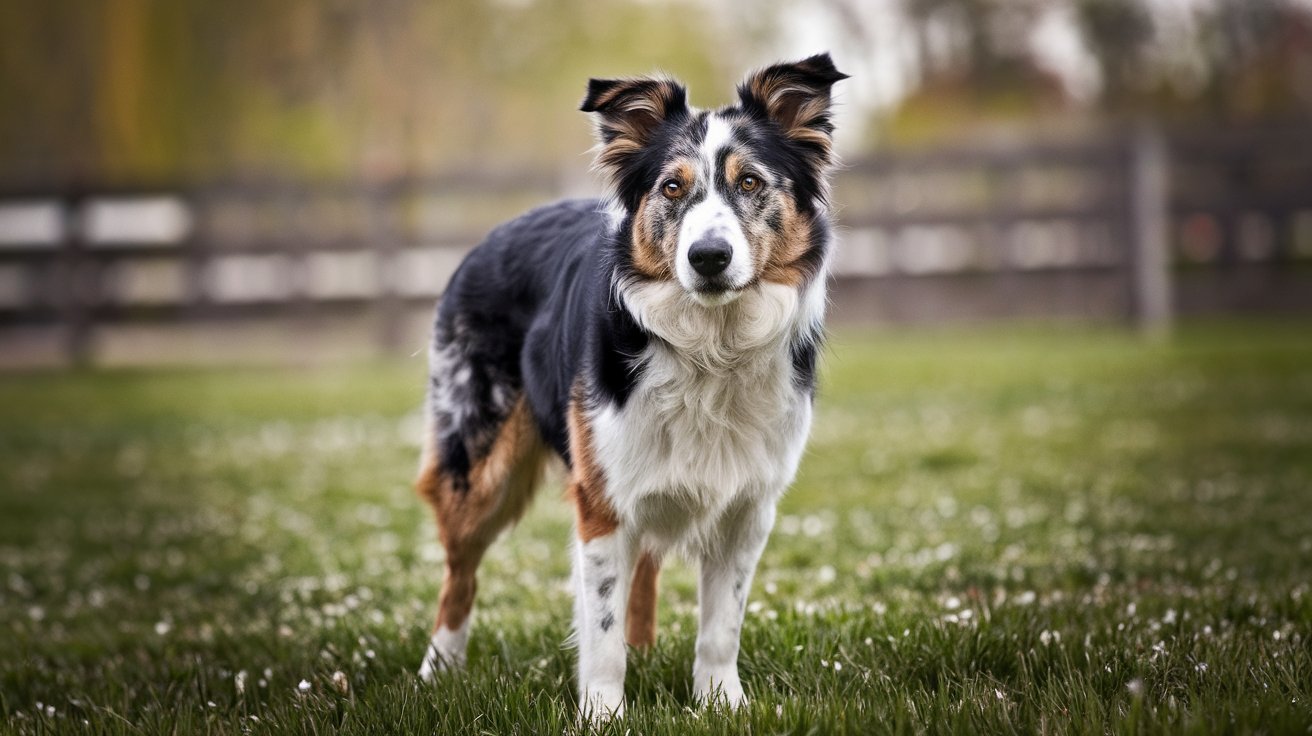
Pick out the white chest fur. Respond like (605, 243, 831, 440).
(588, 279, 824, 555)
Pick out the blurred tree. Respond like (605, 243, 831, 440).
(1071, 0, 1154, 110)
(0, 0, 745, 184)
(1199, 0, 1312, 122)
(864, 0, 1312, 145)
(883, 0, 1076, 144)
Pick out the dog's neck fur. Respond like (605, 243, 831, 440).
(617, 277, 822, 373)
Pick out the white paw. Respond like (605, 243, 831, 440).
(694, 670, 745, 709)
(579, 685, 625, 724)
(417, 626, 468, 681)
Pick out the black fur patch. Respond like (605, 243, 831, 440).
(791, 337, 818, 394)
(594, 295, 649, 409)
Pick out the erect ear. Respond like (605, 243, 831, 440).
(737, 53, 849, 160)
(580, 77, 688, 176)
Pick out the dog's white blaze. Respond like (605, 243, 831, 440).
(701, 112, 734, 158)
(417, 619, 470, 680)
(675, 114, 752, 297)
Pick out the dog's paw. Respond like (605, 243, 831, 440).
(417, 629, 467, 681)
(578, 686, 625, 726)
(694, 672, 746, 710)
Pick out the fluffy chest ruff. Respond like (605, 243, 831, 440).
(586, 279, 821, 554)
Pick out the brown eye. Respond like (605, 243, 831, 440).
(739, 175, 760, 193)
(661, 179, 684, 199)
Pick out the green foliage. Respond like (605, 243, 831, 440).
(0, 0, 746, 183)
(2, 322, 1312, 733)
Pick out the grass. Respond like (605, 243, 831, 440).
(2, 321, 1311, 734)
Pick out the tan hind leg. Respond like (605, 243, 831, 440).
(416, 398, 545, 678)
(625, 552, 661, 648)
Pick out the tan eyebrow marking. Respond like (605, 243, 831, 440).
(663, 159, 697, 188)
(724, 152, 744, 184)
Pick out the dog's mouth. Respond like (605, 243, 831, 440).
(689, 277, 745, 307)
(691, 289, 741, 307)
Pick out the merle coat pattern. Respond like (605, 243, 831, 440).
(415, 53, 847, 719)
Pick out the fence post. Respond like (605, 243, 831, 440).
(1126, 123, 1173, 339)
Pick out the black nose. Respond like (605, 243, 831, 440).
(688, 238, 732, 277)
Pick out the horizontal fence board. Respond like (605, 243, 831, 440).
(2, 125, 1311, 365)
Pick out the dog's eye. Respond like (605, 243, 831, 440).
(661, 179, 684, 199)
(738, 175, 760, 193)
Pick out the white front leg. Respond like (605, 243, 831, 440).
(574, 532, 637, 720)
(694, 501, 776, 707)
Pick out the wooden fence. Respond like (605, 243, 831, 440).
(1, 125, 1310, 365)
(829, 124, 1312, 330)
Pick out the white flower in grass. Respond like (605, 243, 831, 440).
(944, 596, 962, 611)
(1039, 630, 1059, 646)
(332, 671, 349, 694)
(154, 620, 172, 636)
(818, 566, 836, 584)
(995, 688, 1005, 700)
(1126, 679, 1144, 696)
(297, 679, 311, 694)
(802, 515, 825, 537)
(235, 670, 248, 695)
(1195, 662, 1209, 674)
(833, 661, 842, 672)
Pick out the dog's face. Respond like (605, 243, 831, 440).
(581, 54, 847, 305)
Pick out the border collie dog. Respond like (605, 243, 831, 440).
(415, 54, 847, 717)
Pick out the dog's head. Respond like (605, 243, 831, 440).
(582, 54, 848, 305)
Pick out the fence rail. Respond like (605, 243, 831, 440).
(2, 125, 1310, 365)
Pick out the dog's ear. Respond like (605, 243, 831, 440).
(580, 77, 688, 176)
(737, 53, 848, 163)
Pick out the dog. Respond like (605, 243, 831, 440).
(414, 53, 847, 718)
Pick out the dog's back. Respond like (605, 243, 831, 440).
(423, 198, 606, 482)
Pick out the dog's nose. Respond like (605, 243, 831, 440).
(688, 238, 732, 277)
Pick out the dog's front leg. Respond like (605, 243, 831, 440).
(574, 531, 636, 721)
(694, 500, 776, 707)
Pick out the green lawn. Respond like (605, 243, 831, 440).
(2, 322, 1311, 734)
